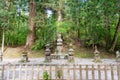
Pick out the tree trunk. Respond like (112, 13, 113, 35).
(76, 18, 80, 38)
(25, 0, 36, 49)
(1, 30, 4, 54)
(76, 5, 80, 39)
(105, 25, 111, 49)
(109, 17, 120, 52)
(0, 30, 4, 61)
(58, 9, 62, 22)
(57, 0, 62, 28)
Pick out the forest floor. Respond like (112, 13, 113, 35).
(3, 45, 115, 59)
(3, 46, 44, 58)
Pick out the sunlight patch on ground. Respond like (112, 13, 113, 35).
(3, 47, 44, 58)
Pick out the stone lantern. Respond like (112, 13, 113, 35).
(93, 46, 102, 63)
(116, 50, 120, 62)
(68, 44, 74, 62)
(45, 44, 51, 62)
(0, 51, 3, 62)
(20, 51, 29, 62)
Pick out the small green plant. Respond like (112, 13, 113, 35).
(43, 71, 50, 80)
(54, 48, 58, 54)
(19, 59, 25, 63)
(56, 66, 62, 79)
(68, 59, 74, 63)
(19, 59, 30, 63)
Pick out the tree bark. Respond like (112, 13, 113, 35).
(57, 0, 62, 28)
(25, 0, 36, 49)
(109, 17, 120, 52)
(1, 30, 4, 54)
(58, 9, 62, 22)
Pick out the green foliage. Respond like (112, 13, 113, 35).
(4, 17, 28, 46)
(56, 66, 62, 79)
(64, 0, 120, 49)
(0, 0, 120, 51)
(43, 71, 50, 80)
(32, 17, 57, 50)
(56, 21, 74, 34)
(0, 0, 29, 46)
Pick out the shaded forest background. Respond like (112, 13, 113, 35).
(0, 0, 120, 53)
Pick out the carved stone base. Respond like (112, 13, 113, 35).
(51, 54, 68, 60)
(93, 56, 102, 63)
(116, 57, 120, 62)
(93, 59, 102, 63)
(68, 56, 74, 62)
(44, 56, 51, 62)
(20, 52, 29, 63)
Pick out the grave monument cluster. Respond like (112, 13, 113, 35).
(0, 33, 120, 63)
(45, 34, 74, 62)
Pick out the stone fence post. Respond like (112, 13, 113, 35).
(0, 65, 4, 80)
(118, 64, 120, 80)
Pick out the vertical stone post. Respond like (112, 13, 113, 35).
(45, 44, 51, 62)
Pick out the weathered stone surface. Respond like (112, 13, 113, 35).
(20, 51, 29, 62)
(116, 51, 120, 62)
(57, 34, 63, 55)
(68, 44, 74, 62)
(93, 46, 102, 63)
(45, 44, 51, 62)
(51, 54, 68, 60)
(46, 34, 74, 62)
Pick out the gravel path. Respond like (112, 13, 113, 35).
(0, 57, 118, 65)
